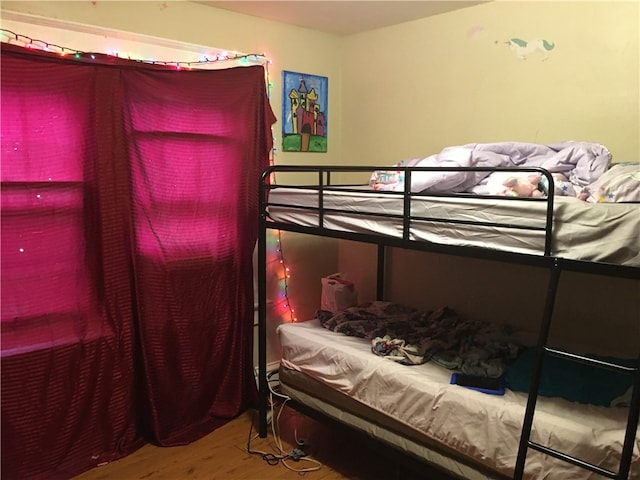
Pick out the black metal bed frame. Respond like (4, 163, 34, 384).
(257, 164, 640, 480)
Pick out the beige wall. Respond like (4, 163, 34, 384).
(341, 0, 639, 164)
(2, 1, 638, 357)
(338, 0, 639, 355)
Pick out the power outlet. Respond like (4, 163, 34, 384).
(253, 362, 280, 389)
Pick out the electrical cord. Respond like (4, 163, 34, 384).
(246, 376, 322, 474)
(266, 370, 290, 402)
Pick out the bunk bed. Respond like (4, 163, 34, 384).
(256, 146, 640, 480)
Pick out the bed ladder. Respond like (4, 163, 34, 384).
(514, 260, 640, 480)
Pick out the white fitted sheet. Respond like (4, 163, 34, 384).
(278, 319, 639, 479)
(266, 188, 640, 266)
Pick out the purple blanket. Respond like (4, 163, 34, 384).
(369, 141, 612, 196)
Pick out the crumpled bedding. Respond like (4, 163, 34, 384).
(316, 301, 521, 378)
(369, 141, 612, 197)
(579, 162, 640, 203)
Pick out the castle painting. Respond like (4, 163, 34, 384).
(282, 70, 328, 152)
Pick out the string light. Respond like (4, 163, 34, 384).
(265, 67, 296, 322)
(270, 230, 296, 322)
(0, 28, 269, 69)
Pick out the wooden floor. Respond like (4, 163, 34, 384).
(73, 404, 456, 480)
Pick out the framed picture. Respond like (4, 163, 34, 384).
(282, 70, 328, 152)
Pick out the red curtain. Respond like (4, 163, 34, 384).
(1, 43, 275, 479)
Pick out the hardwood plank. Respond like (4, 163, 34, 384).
(73, 405, 456, 480)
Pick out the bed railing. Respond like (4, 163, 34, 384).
(260, 164, 557, 260)
(256, 164, 640, 479)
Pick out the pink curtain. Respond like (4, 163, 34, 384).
(1, 43, 275, 479)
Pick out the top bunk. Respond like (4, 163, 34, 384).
(259, 141, 640, 280)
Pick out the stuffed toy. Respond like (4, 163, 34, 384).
(500, 174, 544, 197)
(486, 172, 544, 197)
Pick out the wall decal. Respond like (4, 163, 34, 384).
(282, 70, 328, 152)
(503, 38, 555, 61)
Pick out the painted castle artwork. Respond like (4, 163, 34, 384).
(282, 70, 328, 152)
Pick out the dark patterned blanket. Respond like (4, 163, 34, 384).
(316, 301, 521, 378)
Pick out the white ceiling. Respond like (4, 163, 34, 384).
(195, 1, 488, 36)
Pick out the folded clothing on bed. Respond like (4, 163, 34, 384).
(316, 301, 522, 377)
(505, 347, 637, 407)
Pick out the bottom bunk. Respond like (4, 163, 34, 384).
(276, 318, 639, 480)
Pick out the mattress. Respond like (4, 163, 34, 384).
(277, 319, 640, 480)
(266, 188, 640, 266)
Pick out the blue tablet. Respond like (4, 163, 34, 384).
(450, 372, 505, 395)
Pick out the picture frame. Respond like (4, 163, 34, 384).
(282, 70, 328, 152)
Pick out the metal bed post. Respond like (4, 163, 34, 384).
(318, 169, 324, 228)
(402, 168, 412, 242)
(618, 362, 640, 479)
(541, 171, 555, 256)
(257, 170, 269, 438)
(514, 259, 562, 479)
(376, 245, 385, 301)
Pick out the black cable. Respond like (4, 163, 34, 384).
(245, 410, 291, 467)
(245, 393, 321, 473)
